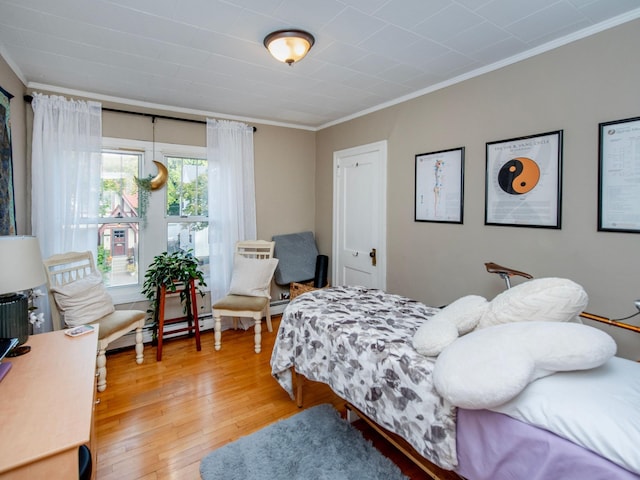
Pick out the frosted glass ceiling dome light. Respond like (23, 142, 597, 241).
(264, 29, 315, 66)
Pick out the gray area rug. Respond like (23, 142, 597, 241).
(200, 403, 408, 480)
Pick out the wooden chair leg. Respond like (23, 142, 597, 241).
(265, 304, 273, 332)
(214, 314, 222, 351)
(134, 325, 144, 364)
(254, 315, 262, 354)
(96, 347, 107, 392)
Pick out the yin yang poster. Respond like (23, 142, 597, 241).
(485, 130, 562, 228)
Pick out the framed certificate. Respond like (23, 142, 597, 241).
(415, 147, 464, 224)
(598, 116, 640, 233)
(485, 131, 562, 228)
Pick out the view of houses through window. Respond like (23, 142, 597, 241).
(98, 139, 208, 300)
(99, 150, 141, 287)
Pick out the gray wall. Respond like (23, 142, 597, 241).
(316, 19, 640, 359)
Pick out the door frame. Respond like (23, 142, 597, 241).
(332, 140, 387, 290)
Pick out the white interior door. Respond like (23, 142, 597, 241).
(333, 141, 387, 290)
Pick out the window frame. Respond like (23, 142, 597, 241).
(102, 137, 207, 304)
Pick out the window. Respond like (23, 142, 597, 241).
(166, 156, 209, 279)
(99, 150, 142, 288)
(101, 139, 207, 303)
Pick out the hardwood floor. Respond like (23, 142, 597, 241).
(95, 317, 460, 480)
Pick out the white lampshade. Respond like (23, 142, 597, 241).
(0, 236, 46, 295)
(264, 29, 315, 65)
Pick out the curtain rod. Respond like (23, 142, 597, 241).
(23, 95, 257, 132)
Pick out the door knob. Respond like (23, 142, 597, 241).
(369, 248, 377, 266)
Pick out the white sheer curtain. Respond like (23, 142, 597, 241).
(206, 119, 257, 302)
(31, 93, 102, 331)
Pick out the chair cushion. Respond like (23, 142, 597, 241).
(228, 254, 278, 298)
(50, 271, 115, 326)
(90, 310, 145, 340)
(272, 231, 319, 285)
(213, 294, 269, 312)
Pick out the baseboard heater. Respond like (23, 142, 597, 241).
(107, 299, 290, 352)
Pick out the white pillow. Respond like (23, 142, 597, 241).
(50, 271, 115, 326)
(438, 295, 489, 335)
(479, 277, 588, 328)
(413, 317, 459, 357)
(228, 255, 279, 298)
(413, 295, 488, 357)
(490, 357, 640, 476)
(433, 321, 616, 409)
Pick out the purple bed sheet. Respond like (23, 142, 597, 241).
(456, 408, 640, 480)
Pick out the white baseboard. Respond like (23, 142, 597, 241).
(107, 300, 290, 352)
(270, 299, 289, 315)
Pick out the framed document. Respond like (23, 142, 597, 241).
(415, 147, 464, 223)
(598, 116, 640, 233)
(485, 130, 562, 228)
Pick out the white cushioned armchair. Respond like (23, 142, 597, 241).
(44, 251, 145, 392)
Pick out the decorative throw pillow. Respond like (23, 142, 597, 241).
(439, 295, 489, 335)
(413, 317, 459, 357)
(433, 321, 616, 409)
(413, 295, 489, 357)
(50, 271, 115, 326)
(228, 255, 279, 298)
(478, 277, 588, 328)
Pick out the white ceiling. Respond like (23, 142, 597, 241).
(1, 0, 639, 130)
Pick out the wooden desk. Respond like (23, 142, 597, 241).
(0, 329, 98, 479)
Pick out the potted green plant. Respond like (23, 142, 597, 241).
(141, 249, 207, 325)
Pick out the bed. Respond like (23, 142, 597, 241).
(270, 285, 640, 480)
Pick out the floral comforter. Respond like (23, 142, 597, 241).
(270, 285, 458, 470)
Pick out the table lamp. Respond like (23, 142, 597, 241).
(0, 236, 46, 356)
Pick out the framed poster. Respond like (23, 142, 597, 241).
(0, 85, 15, 235)
(485, 130, 562, 228)
(598, 116, 640, 233)
(415, 147, 464, 223)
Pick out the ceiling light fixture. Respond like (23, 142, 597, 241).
(263, 29, 315, 66)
